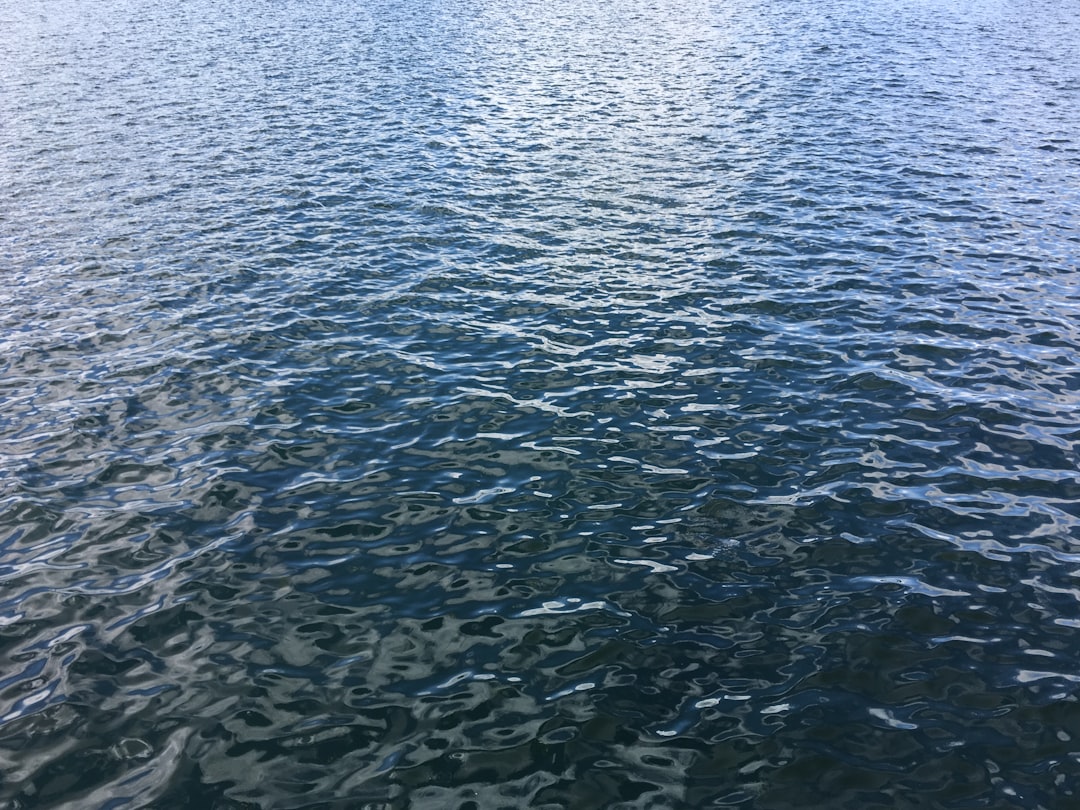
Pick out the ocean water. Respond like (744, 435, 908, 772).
(2, 0, 1080, 806)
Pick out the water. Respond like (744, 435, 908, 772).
(2, 0, 1080, 806)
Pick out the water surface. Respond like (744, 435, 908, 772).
(2, 0, 1080, 807)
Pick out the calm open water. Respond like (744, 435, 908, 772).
(2, 0, 1080, 807)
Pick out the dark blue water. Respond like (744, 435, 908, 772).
(3, 0, 1080, 806)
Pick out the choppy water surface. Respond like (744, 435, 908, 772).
(3, 0, 1080, 806)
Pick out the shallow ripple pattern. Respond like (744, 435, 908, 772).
(2, 0, 1080, 807)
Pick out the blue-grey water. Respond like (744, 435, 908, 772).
(2, 0, 1080, 806)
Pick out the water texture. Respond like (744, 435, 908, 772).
(2, 0, 1080, 806)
